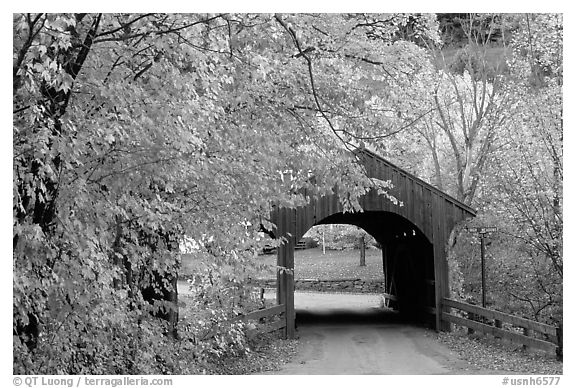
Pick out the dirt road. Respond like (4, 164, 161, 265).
(177, 283, 486, 374)
(268, 292, 477, 375)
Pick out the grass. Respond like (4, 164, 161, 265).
(255, 247, 383, 280)
(181, 247, 384, 281)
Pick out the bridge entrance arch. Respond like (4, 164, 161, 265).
(270, 149, 476, 338)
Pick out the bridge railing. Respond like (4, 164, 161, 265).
(441, 298, 562, 360)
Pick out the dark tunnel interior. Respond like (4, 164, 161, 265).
(308, 211, 436, 324)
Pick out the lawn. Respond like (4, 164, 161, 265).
(255, 247, 383, 280)
(181, 247, 384, 281)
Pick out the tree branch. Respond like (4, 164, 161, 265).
(273, 14, 355, 154)
(13, 13, 46, 93)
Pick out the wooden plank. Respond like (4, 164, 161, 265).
(377, 162, 388, 212)
(437, 196, 449, 304)
(413, 182, 427, 239)
(265, 317, 287, 331)
(314, 195, 321, 223)
(431, 193, 441, 331)
(442, 298, 557, 337)
(303, 204, 309, 240)
(295, 188, 306, 241)
(354, 148, 476, 217)
(371, 186, 382, 212)
(329, 189, 337, 215)
(391, 168, 399, 215)
(244, 304, 286, 321)
(398, 173, 407, 218)
(523, 327, 531, 350)
(436, 193, 450, 331)
(445, 201, 455, 237)
(294, 204, 301, 243)
(382, 292, 398, 302)
(422, 188, 432, 241)
(322, 194, 329, 221)
(276, 207, 286, 309)
(285, 209, 296, 339)
(442, 313, 557, 353)
(407, 178, 415, 225)
(246, 319, 287, 338)
(371, 189, 381, 211)
(308, 198, 315, 228)
(367, 152, 377, 176)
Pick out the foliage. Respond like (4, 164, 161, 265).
(12, 13, 562, 372)
(373, 13, 562, 325)
(13, 13, 441, 373)
(440, 14, 562, 324)
(474, 14, 562, 324)
(303, 224, 377, 251)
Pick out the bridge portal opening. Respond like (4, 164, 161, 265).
(298, 211, 435, 325)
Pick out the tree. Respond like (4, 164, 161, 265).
(13, 13, 441, 373)
(367, 13, 562, 326)
(442, 14, 562, 324)
(370, 14, 517, 206)
(359, 234, 366, 267)
(480, 14, 562, 322)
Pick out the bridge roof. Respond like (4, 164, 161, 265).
(354, 148, 476, 217)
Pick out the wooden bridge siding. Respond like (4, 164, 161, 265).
(413, 183, 424, 236)
(432, 192, 447, 330)
(272, 150, 475, 337)
(275, 195, 463, 333)
(363, 157, 435, 241)
(275, 206, 296, 339)
(369, 159, 470, 330)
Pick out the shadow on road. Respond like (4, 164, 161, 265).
(295, 307, 431, 328)
(297, 307, 396, 324)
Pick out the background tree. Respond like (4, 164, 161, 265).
(304, 225, 376, 253)
(440, 14, 562, 324)
(367, 13, 562, 325)
(476, 13, 562, 323)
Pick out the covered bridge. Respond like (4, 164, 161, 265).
(270, 148, 476, 338)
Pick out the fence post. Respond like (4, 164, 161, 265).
(522, 327, 531, 350)
(556, 324, 563, 361)
(467, 312, 475, 335)
(259, 287, 265, 308)
(494, 319, 502, 339)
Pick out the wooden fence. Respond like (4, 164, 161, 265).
(243, 303, 287, 339)
(441, 298, 562, 360)
(201, 303, 287, 341)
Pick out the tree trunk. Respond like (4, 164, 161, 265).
(359, 235, 366, 267)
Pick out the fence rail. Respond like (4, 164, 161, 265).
(244, 303, 287, 338)
(441, 298, 562, 360)
(201, 303, 287, 340)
